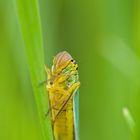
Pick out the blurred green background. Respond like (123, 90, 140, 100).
(0, 0, 140, 140)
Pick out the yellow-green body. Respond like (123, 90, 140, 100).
(49, 88, 74, 140)
(46, 51, 80, 140)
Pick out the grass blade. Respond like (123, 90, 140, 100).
(122, 107, 136, 133)
(15, 0, 53, 139)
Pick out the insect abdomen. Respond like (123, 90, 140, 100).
(53, 108, 74, 140)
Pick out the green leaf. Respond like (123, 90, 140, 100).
(15, 0, 53, 139)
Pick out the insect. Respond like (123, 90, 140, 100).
(45, 51, 80, 140)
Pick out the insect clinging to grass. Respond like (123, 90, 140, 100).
(45, 51, 80, 140)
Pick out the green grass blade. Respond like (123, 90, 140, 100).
(15, 0, 53, 140)
(122, 107, 136, 133)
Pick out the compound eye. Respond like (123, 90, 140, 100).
(71, 59, 74, 62)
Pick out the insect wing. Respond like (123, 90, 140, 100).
(73, 90, 79, 140)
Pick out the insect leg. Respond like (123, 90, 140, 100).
(53, 82, 80, 123)
(45, 65, 52, 79)
(45, 88, 67, 117)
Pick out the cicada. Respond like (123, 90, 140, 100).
(45, 51, 80, 140)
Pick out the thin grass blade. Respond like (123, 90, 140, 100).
(15, 0, 53, 139)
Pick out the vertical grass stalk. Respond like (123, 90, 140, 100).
(122, 107, 136, 133)
(15, 0, 53, 139)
